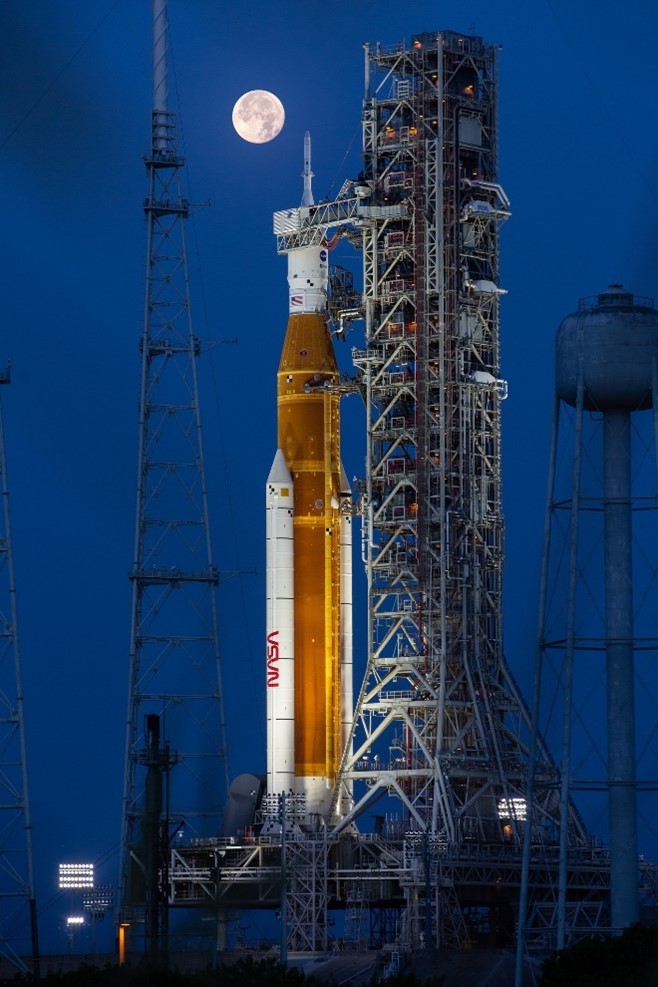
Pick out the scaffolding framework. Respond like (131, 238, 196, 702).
(118, 2, 228, 950)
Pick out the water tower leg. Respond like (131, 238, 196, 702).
(604, 409, 639, 930)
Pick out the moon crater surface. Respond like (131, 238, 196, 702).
(232, 90, 285, 144)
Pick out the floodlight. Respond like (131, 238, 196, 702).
(58, 863, 94, 889)
(82, 884, 114, 918)
(497, 797, 527, 821)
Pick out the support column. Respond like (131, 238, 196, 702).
(604, 409, 638, 929)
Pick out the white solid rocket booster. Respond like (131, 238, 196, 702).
(265, 450, 295, 795)
(339, 465, 354, 816)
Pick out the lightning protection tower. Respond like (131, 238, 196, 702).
(333, 31, 609, 952)
(0, 370, 39, 977)
(118, 0, 228, 954)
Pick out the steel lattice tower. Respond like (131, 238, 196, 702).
(340, 30, 533, 834)
(0, 370, 39, 976)
(118, 0, 228, 953)
(332, 31, 608, 952)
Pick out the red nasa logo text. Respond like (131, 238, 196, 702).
(266, 630, 280, 687)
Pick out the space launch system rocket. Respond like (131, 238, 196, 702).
(266, 134, 352, 820)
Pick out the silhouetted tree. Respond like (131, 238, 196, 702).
(1, 953, 447, 986)
(539, 924, 658, 987)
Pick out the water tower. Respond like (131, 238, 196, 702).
(535, 284, 658, 934)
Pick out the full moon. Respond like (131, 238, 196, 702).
(232, 90, 285, 144)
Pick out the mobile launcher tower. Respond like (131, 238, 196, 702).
(170, 31, 611, 955)
(328, 29, 609, 951)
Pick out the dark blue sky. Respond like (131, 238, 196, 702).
(1, 0, 657, 956)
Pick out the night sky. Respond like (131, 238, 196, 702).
(1, 0, 657, 956)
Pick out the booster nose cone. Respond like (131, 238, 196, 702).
(267, 448, 293, 487)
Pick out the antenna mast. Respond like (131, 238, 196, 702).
(0, 369, 39, 978)
(118, 0, 228, 956)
